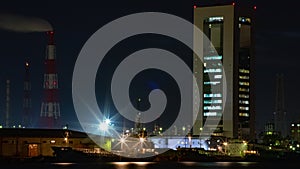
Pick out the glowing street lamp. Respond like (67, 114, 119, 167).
(223, 142, 228, 154)
(188, 136, 192, 148)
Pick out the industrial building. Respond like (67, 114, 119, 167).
(193, 3, 256, 140)
(0, 128, 111, 157)
(291, 122, 300, 142)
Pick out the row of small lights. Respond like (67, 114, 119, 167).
(268, 144, 300, 151)
(0, 125, 69, 129)
(289, 144, 300, 151)
(193, 2, 257, 10)
(0, 125, 25, 129)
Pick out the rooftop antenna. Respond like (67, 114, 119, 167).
(23, 59, 31, 127)
(5, 79, 10, 128)
(135, 98, 142, 135)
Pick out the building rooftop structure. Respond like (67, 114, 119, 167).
(0, 128, 111, 158)
(0, 128, 87, 138)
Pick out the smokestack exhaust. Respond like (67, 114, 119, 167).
(40, 30, 60, 128)
(0, 13, 53, 32)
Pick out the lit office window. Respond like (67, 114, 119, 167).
(239, 69, 250, 73)
(204, 112, 222, 117)
(239, 106, 249, 111)
(208, 16, 224, 22)
(239, 82, 250, 86)
(204, 100, 222, 104)
(239, 75, 249, 80)
(239, 113, 249, 117)
(204, 55, 222, 60)
(214, 75, 222, 79)
(204, 106, 222, 110)
(204, 94, 222, 98)
(239, 17, 251, 23)
(239, 100, 249, 104)
(204, 81, 221, 85)
(239, 88, 250, 92)
(204, 68, 222, 73)
(239, 94, 249, 98)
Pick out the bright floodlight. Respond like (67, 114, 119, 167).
(139, 138, 145, 143)
(99, 122, 108, 131)
(105, 119, 111, 124)
(120, 138, 125, 143)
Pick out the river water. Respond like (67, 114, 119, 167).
(2, 161, 299, 169)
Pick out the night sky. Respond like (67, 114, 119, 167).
(0, 0, 299, 136)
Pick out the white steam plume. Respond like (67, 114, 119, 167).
(0, 13, 53, 32)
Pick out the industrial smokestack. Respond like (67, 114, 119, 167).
(46, 31, 55, 45)
(40, 30, 60, 128)
(5, 80, 10, 128)
(0, 13, 52, 32)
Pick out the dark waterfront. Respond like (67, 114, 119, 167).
(2, 161, 300, 169)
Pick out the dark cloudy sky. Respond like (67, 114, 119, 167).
(0, 0, 299, 135)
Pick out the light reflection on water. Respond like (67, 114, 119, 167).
(107, 161, 261, 169)
(178, 161, 257, 167)
(110, 162, 155, 169)
(3, 161, 299, 169)
(109, 162, 129, 169)
(107, 161, 296, 169)
(52, 163, 76, 166)
(180, 162, 197, 166)
(236, 162, 258, 166)
(214, 162, 233, 167)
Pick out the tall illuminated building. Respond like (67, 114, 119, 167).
(193, 4, 256, 140)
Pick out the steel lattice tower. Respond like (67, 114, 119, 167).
(40, 31, 60, 128)
(23, 60, 31, 127)
(274, 73, 287, 137)
(5, 79, 10, 128)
